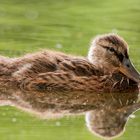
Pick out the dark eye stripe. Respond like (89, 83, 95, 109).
(115, 53, 124, 62)
(101, 45, 124, 62)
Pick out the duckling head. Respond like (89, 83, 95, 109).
(88, 33, 140, 83)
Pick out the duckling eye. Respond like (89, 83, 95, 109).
(108, 47, 114, 53)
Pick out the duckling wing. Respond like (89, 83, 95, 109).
(18, 70, 104, 93)
(58, 58, 102, 77)
(14, 51, 105, 93)
(15, 51, 101, 77)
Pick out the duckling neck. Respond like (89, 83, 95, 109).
(88, 58, 113, 75)
(88, 48, 112, 75)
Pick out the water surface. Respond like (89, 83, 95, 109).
(0, 0, 140, 140)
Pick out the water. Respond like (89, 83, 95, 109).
(0, 0, 140, 140)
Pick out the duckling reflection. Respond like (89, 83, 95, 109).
(86, 101, 140, 138)
(0, 33, 140, 139)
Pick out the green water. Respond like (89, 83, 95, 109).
(0, 0, 140, 139)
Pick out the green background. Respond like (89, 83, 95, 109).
(0, 0, 140, 139)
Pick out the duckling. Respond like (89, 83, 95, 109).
(0, 33, 140, 138)
(0, 33, 139, 113)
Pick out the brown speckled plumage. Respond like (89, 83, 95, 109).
(0, 34, 140, 138)
(0, 49, 138, 113)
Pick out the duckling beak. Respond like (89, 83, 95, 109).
(119, 58, 140, 83)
